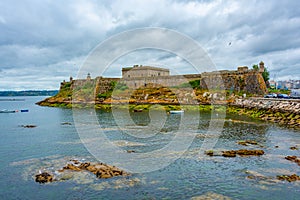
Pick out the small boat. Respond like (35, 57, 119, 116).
(0, 109, 16, 113)
(169, 110, 184, 114)
(21, 109, 29, 112)
(133, 109, 143, 112)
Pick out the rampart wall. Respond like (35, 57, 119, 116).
(60, 68, 267, 95)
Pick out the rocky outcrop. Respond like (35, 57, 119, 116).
(245, 170, 300, 183)
(205, 149, 265, 157)
(35, 172, 53, 183)
(35, 160, 129, 184)
(237, 140, 259, 146)
(21, 125, 37, 128)
(285, 156, 300, 166)
(59, 160, 128, 179)
(277, 174, 300, 182)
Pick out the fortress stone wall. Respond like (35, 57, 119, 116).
(60, 63, 267, 96)
(121, 74, 201, 88)
(200, 67, 267, 94)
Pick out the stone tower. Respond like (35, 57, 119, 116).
(87, 73, 91, 80)
(259, 61, 265, 73)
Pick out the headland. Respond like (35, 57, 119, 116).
(36, 62, 300, 128)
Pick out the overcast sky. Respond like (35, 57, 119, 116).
(0, 0, 300, 90)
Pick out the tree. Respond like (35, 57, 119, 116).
(262, 68, 270, 83)
(252, 64, 259, 71)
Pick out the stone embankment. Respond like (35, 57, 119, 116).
(230, 98, 300, 128)
(234, 98, 300, 114)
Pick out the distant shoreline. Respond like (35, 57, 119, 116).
(0, 90, 58, 97)
(0, 98, 25, 101)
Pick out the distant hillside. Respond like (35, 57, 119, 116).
(0, 90, 58, 96)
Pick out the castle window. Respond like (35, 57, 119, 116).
(128, 75, 130, 78)
(158, 72, 160, 76)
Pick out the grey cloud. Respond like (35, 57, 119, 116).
(0, 0, 300, 90)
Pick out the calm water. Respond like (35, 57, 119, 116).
(1, 96, 300, 199)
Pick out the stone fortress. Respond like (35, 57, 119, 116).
(61, 61, 267, 95)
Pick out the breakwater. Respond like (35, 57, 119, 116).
(229, 98, 300, 128)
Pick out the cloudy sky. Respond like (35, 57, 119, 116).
(0, 0, 300, 90)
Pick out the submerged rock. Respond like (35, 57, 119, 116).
(236, 149, 264, 156)
(222, 150, 237, 157)
(277, 174, 300, 182)
(191, 192, 232, 200)
(237, 140, 258, 146)
(285, 155, 300, 166)
(61, 122, 72, 125)
(290, 146, 298, 150)
(21, 125, 37, 128)
(205, 149, 264, 157)
(35, 172, 53, 183)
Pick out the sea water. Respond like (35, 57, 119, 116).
(1, 96, 300, 199)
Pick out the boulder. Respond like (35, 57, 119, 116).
(277, 174, 300, 182)
(22, 125, 37, 128)
(60, 160, 128, 179)
(236, 149, 264, 156)
(206, 149, 264, 157)
(237, 140, 258, 146)
(35, 172, 53, 183)
(285, 155, 300, 166)
(63, 163, 81, 171)
(222, 150, 237, 157)
(35, 160, 129, 184)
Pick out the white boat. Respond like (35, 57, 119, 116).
(169, 110, 184, 114)
(0, 109, 16, 113)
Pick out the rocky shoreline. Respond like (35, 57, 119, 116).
(233, 98, 300, 114)
(229, 98, 300, 129)
(37, 94, 300, 128)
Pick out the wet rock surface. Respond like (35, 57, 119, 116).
(205, 149, 265, 157)
(237, 140, 258, 146)
(35, 172, 53, 183)
(290, 146, 298, 150)
(245, 170, 300, 184)
(35, 160, 129, 183)
(285, 156, 300, 166)
(235, 149, 264, 156)
(61, 122, 72, 125)
(60, 160, 129, 179)
(277, 174, 300, 182)
(21, 125, 37, 128)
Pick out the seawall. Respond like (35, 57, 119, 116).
(229, 98, 300, 128)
